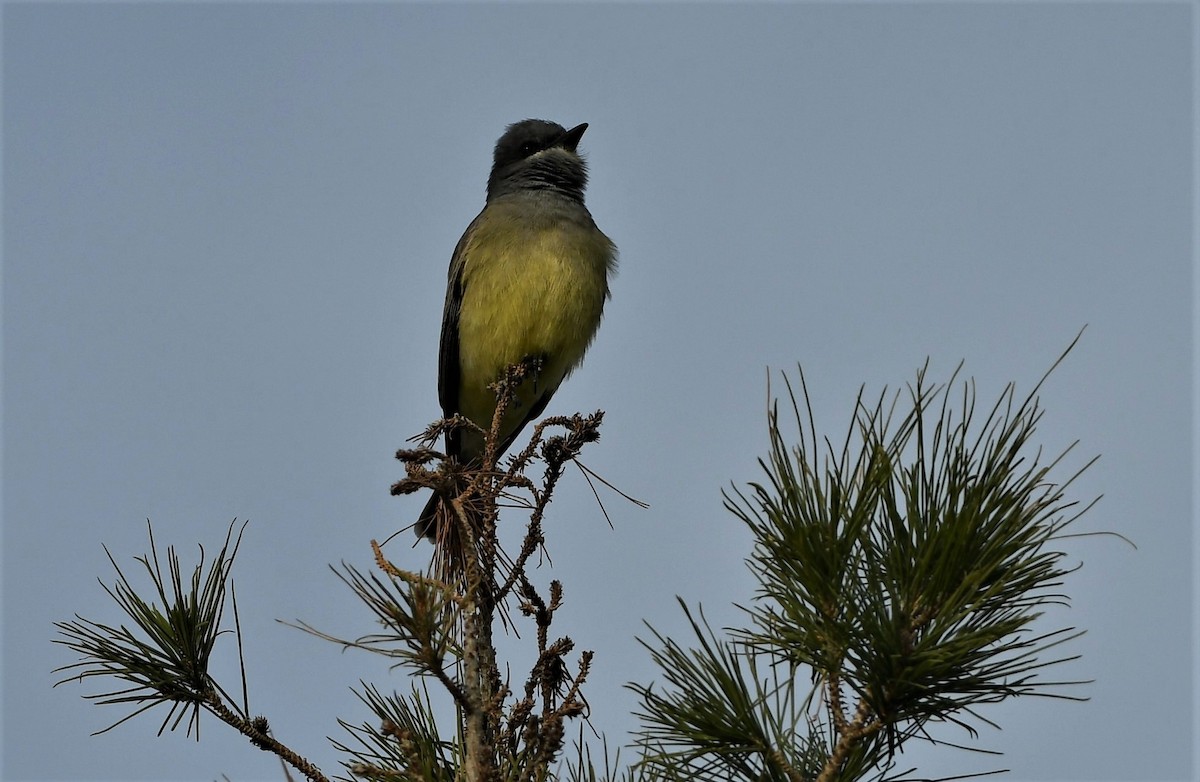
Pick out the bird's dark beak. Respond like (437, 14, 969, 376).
(556, 123, 588, 152)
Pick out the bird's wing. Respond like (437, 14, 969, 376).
(437, 210, 486, 459)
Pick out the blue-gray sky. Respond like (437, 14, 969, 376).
(3, 4, 1194, 781)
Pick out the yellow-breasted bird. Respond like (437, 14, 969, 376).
(416, 119, 617, 541)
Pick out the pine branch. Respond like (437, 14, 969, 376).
(634, 344, 1099, 782)
(53, 520, 331, 782)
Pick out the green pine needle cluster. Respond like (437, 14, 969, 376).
(53, 521, 248, 738)
(632, 349, 1096, 782)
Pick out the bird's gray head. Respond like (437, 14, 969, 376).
(486, 119, 590, 202)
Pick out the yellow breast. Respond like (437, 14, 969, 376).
(453, 198, 616, 455)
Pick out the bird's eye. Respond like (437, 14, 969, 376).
(519, 141, 539, 157)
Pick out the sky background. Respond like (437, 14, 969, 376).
(3, 3, 1194, 781)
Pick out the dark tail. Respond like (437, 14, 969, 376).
(415, 493, 441, 539)
(415, 492, 471, 580)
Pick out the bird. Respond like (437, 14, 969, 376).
(416, 119, 617, 544)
